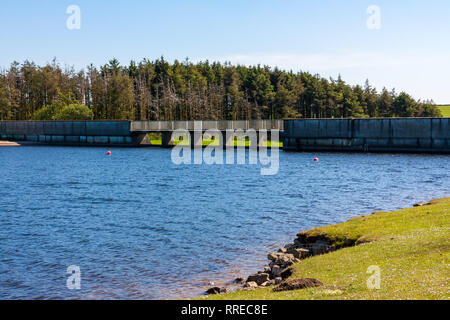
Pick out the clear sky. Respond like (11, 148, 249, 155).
(1, 0, 449, 103)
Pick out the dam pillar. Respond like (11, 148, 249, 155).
(190, 131, 203, 148)
(223, 130, 237, 149)
(161, 131, 174, 148)
(257, 130, 277, 148)
(131, 133, 150, 146)
(256, 130, 266, 148)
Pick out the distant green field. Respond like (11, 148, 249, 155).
(147, 133, 283, 147)
(437, 105, 450, 117)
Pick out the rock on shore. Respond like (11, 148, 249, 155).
(272, 278, 323, 292)
(206, 228, 337, 295)
(240, 231, 333, 289)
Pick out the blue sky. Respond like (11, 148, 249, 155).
(1, 0, 449, 103)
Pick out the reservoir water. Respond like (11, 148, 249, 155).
(0, 146, 448, 299)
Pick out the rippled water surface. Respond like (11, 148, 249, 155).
(0, 146, 448, 299)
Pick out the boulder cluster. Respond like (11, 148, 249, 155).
(242, 232, 332, 289)
(205, 230, 333, 295)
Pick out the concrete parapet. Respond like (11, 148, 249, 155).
(130, 120, 284, 132)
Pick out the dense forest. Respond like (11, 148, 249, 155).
(0, 58, 442, 121)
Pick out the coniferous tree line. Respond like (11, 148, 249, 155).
(0, 58, 442, 121)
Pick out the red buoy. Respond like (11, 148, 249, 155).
(314, 157, 319, 162)
(107, 151, 112, 156)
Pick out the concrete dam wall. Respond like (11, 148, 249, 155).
(1, 119, 449, 153)
(0, 120, 284, 147)
(0, 121, 138, 146)
(283, 118, 449, 153)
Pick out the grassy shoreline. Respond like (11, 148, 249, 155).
(200, 197, 449, 300)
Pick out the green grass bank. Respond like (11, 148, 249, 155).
(201, 197, 450, 300)
(438, 105, 450, 117)
(147, 133, 283, 147)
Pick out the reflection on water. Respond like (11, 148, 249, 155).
(0, 147, 448, 299)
